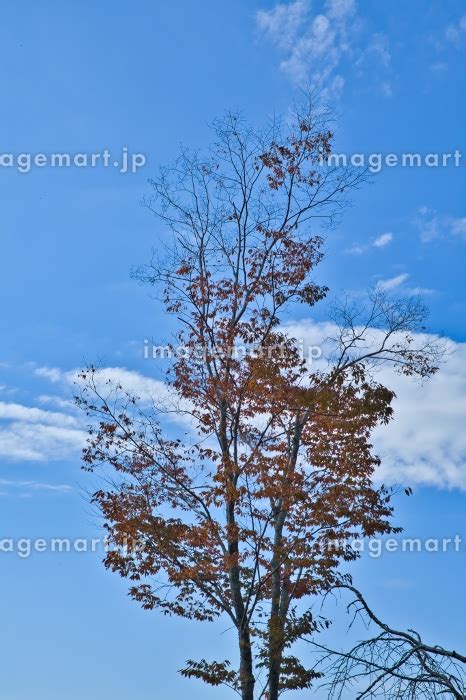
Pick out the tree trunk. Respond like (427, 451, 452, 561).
(239, 625, 255, 700)
(268, 419, 301, 700)
(220, 400, 255, 700)
(228, 497, 255, 700)
(268, 506, 286, 700)
(229, 516, 255, 700)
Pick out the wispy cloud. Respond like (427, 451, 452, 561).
(0, 390, 85, 463)
(256, 0, 356, 92)
(407, 286, 436, 297)
(347, 232, 393, 254)
(346, 244, 366, 255)
(0, 422, 85, 462)
(37, 394, 75, 411)
(256, 0, 391, 96)
(415, 206, 466, 242)
(35, 365, 168, 404)
(367, 32, 391, 67)
(0, 365, 172, 464)
(0, 478, 72, 496)
(380, 81, 393, 98)
(36, 364, 194, 430)
(35, 366, 63, 383)
(256, 0, 309, 51)
(373, 232, 393, 248)
(430, 61, 448, 75)
(445, 14, 466, 46)
(376, 272, 409, 291)
(0, 401, 78, 428)
(450, 217, 466, 237)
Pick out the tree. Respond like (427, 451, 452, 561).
(76, 99, 441, 700)
(311, 584, 466, 699)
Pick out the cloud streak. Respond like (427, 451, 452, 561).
(0, 478, 72, 495)
(347, 232, 394, 255)
(373, 232, 393, 248)
(0, 401, 78, 428)
(0, 421, 85, 462)
(256, 0, 391, 95)
(257, 0, 356, 90)
(415, 206, 466, 242)
(376, 273, 409, 291)
(446, 14, 466, 46)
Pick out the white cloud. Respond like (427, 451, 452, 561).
(257, 0, 391, 95)
(0, 401, 78, 428)
(256, 0, 355, 90)
(373, 232, 393, 248)
(24, 337, 466, 490)
(368, 33, 391, 67)
(346, 244, 366, 255)
(415, 206, 439, 242)
(0, 422, 85, 462)
(450, 217, 466, 238)
(0, 366, 177, 464)
(376, 273, 409, 291)
(325, 0, 355, 21)
(380, 81, 393, 98)
(286, 319, 466, 490)
(373, 348, 466, 489)
(256, 0, 308, 50)
(36, 365, 165, 400)
(37, 365, 194, 429)
(445, 14, 466, 45)
(430, 61, 448, 74)
(35, 366, 63, 383)
(37, 394, 75, 411)
(0, 478, 72, 495)
(0, 392, 85, 463)
(346, 232, 393, 255)
(415, 207, 466, 242)
(407, 287, 436, 297)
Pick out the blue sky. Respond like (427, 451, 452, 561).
(0, 1, 465, 698)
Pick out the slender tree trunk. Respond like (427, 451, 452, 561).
(226, 494, 255, 700)
(268, 506, 286, 700)
(269, 418, 302, 700)
(220, 399, 255, 700)
(228, 498, 255, 700)
(239, 624, 255, 700)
